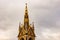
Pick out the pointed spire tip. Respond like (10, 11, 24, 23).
(25, 3, 27, 5)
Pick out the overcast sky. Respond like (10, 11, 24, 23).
(0, 0, 60, 40)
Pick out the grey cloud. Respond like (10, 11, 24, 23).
(0, 0, 60, 40)
(34, 0, 60, 27)
(33, 0, 60, 40)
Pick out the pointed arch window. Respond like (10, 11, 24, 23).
(21, 38, 24, 40)
(29, 38, 32, 40)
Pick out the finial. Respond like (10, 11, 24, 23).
(26, 3, 27, 5)
(25, 3, 27, 8)
(19, 22, 21, 26)
(32, 22, 34, 24)
(25, 3, 28, 14)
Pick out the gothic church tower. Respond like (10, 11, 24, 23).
(18, 3, 35, 40)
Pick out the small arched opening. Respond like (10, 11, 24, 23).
(29, 38, 32, 40)
(21, 38, 24, 40)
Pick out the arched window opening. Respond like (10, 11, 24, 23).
(21, 38, 24, 40)
(29, 38, 32, 40)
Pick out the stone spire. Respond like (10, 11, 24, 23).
(18, 3, 36, 40)
(24, 3, 29, 30)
